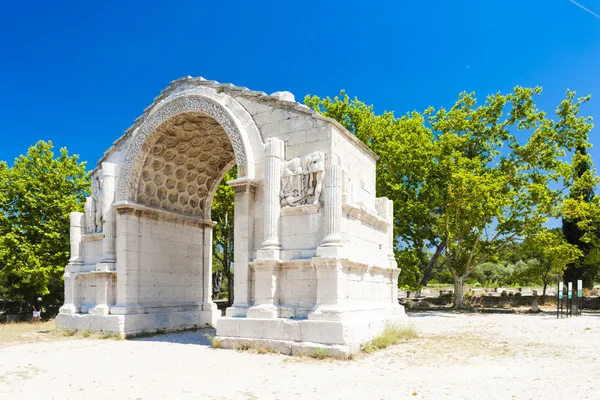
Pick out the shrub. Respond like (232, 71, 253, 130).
(362, 322, 418, 353)
(204, 333, 221, 349)
(514, 292, 522, 297)
(501, 290, 508, 297)
(312, 348, 329, 359)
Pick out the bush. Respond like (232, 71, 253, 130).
(514, 292, 522, 297)
(501, 290, 508, 297)
(362, 323, 418, 353)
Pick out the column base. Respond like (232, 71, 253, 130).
(247, 304, 278, 319)
(89, 304, 110, 316)
(59, 303, 77, 315)
(95, 262, 116, 272)
(256, 249, 280, 260)
(226, 305, 249, 317)
(316, 246, 345, 258)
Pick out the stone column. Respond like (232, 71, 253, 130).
(317, 164, 344, 257)
(110, 208, 144, 315)
(69, 212, 85, 264)
(60, 212, 84, 315)
(226, 179, 258, 317)
(100, 162, 118, 265)
(200, 222, 219, 326)
(59, 269, 78, 314)
(89, 272, 115, 315)
(258, 137, 284, 259)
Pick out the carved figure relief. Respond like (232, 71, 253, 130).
(136, 112, 235, 216)
(84, 178, 102, 234)
(280, 151, 325, 207)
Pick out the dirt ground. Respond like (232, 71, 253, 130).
(1, 312, 599, 400)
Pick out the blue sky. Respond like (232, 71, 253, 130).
(0, 0, 599, 172)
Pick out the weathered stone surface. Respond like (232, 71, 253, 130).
(57, 77, 406, 354)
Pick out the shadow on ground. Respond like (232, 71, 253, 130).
(129, 327, 215, 346)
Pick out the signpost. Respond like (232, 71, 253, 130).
(558, 282, 564, 318)
(577, 280, 583, 316)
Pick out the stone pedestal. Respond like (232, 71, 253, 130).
(89, 272, 115, 316)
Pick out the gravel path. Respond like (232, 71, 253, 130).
(1, 312, 599, 400)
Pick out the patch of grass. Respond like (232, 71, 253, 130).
(60, 329, 77, 337)
(312, 348, 329, 359)
(82, 330, 92, 338)
(235, 343, 250, 351)
(362, 322, 418, 353)
(101, 332, 120, 340)
(204, 333, 221, 348)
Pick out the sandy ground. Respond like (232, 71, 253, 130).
(1, 312, 599, 400)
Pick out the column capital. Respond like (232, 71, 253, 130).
(227, 178, 260, 194)
(265, 137, 285, 158)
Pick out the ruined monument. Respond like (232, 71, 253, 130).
(56, 77, 406, 355)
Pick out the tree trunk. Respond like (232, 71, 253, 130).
(212, 270, 223, 300)
(227, 272, 234, 307)
(453, 276, 465, 308)
(542, 282, 547, 298)
(419, 245, 445, 286)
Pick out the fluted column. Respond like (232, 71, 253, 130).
(319, 164, 343, 248)
(258, 137, 284, 259)
(69, 212, 85, 264)
(101, 162, 118, 265)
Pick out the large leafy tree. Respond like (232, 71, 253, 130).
(0, 141, 88, 313)
(306, 88, 593, 308)
(211, 166, 236, 305)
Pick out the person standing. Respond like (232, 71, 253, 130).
(32, 297, 42, 322)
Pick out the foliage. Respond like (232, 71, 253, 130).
(524, 229, 582, 296)
(211, 166, 236, 304)
(0, 141, 88, 313)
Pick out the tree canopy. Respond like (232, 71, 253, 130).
(0, 141, 88, 313)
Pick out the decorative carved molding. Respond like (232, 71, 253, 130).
(114, 201, 216, 228)
(342, 203, 389, 231)
(117, 95, 248, 202)
(280, 151, 325, 207)
(280, 203, 322, 216)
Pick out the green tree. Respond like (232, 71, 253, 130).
(211, 166, 236, 305)
(524, 229, 582, 297)
(0, 141, 88, 314)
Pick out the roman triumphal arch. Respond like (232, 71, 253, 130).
(56, 76, 405, 355)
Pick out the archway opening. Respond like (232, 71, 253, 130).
(211, 166, 236, 312)
(133, 111, 237, 314)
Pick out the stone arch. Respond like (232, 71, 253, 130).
(117, 94, 256, 204)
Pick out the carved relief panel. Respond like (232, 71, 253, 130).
(280, 151, 325, 207)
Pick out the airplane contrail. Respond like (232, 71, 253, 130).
(569, 0, 600, 19)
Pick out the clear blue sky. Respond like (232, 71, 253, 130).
(0, 0, 599, 171)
